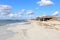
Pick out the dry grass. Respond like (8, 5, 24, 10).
(31, 20, 60, 31)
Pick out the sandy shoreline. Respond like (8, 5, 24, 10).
(0, 21, 60, 40)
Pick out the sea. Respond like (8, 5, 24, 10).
(0, 19, 28, 26)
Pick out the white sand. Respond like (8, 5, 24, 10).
(0, 21, 60, 40)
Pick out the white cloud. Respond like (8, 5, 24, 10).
(0, 5, 34, 19)
(0, 5, 25, 19)
(0, 13, 22, 19)
(17, 9, 26, 15)
(0, 5, 12, 15)
(26, 10, 34, 15)
(8, 13, 14, 17)
(6, 9, 26, 19)
(52, 11, 59, 16)
(37, 0, 54, 6)
(26, 10, 35, 19)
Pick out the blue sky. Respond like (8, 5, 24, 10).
(0, 0, 60, 19)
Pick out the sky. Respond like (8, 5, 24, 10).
(0, 0, 60, 19)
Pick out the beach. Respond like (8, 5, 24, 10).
(0, 0, 60, 40)
(0, 21, 60, 40)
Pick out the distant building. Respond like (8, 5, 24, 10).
(36, 16, 59, 21)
